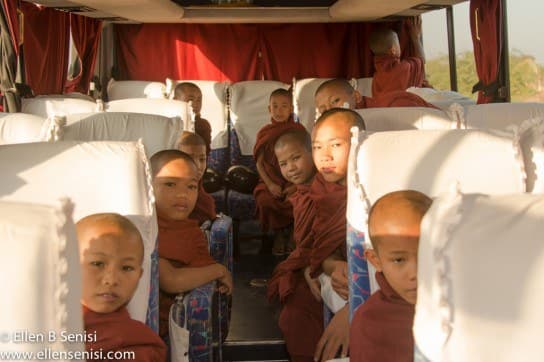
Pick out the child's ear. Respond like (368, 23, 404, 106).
(353, 90, 362, 105)
(364, 248, 382, 272)
(138, 267, 143, 280)
(268, 104, 272, 114)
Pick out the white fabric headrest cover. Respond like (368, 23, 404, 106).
(107, 79, 167, 100)
(415, 192, 544, 362)
(406, 87, 476, 111)
(61, 112, 182, 156)
(230, 80, 290, 155)
(293, 78, 331, 132)
(354, 77, 373, 97)
(0, 112, 50, 144)
(0, 140, 157, 322)
(106, 98, 190, 130)
(356, 107, 456, 132)
(463, 102, 544, 130)
(22, 97, 100, 118)
(0, 198, 84, 356)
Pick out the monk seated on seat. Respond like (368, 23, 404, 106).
(314, 79, 436, 114)
(178, 131, 217, 225)
(349, 190, 432, 362)
(173, 82, 213, 155)
(370, 17, 431, 97)
(150, 150, 233, 344)
(77, 213, 167, 362)
(267, 128, 323, 362)
(253, 88, 306, 255)
(310, 108, 365, 361)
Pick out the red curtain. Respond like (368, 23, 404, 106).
(470, 0, 502, 104)
(64, 14, 102, 94)
(21, 3, 70, 95)
(116, 23, 261, 82)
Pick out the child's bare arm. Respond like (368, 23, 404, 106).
(159, 258, 228, 294)
(256, 154, 282, 198)
(409, 17, 425, 62)
(321, 249, 345, 276)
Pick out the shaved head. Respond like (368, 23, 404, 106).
(150, 149, 198, 178)
(368, 190, 432, 251)
(314, 108, 366, 134)
(274, 128, 311, 153)
(177, 131, 206, 148)
(173, 82, 200, 99)
(369, 28, 399, 56)
(315, 78, 355, 99)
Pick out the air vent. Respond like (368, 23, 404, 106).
(173, 0, 336, 7)
(93, 16, 130, 22)
(411, 4, 447, 11)
(54, 6, 96, 13)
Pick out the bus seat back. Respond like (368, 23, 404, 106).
(415, 192, 544, 362)
(0, 140, 157, 324)
(293, 77, 331, 132)
(356, 106, 457, 132)
(22, 97, 100, 118)
(0, 112, 51, 144)
(353, 77, 373, 97)
(106, 98, 191, 130)
(107, 79, 167, 100)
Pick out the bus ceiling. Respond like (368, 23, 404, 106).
(23, 0, 468, 23)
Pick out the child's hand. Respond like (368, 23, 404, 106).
(314, 305, 349, 362)
(268, 183, 283, 199)
(217, 266, 233, 295)
(331, 262, 349, 301)
(304, 266, 322, 302)
(409, 17, 422, 39)
(283, 184, 297, 197)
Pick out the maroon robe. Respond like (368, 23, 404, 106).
(308, 173, 347, 278)
(357, 90, 437, 109)
(195, 117, 212, 155)
(158, 217, 215, 337)
(252, 116, 305, 231)
(267, 183, 323, 360)
(349, 272, 415, 362)
(189, 181, 216, 225)
(372, 54, 428, 97)
(83, 305, 167, 362)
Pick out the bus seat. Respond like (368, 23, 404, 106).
(414, 191, 544, 362)
(293, 77, 331, 131)
(0, 112, 51, 144)
(357, 106, 457, 132)
(0, 198, 84, 357)
(347, 128, 527, 319)
(56, 112, 183, 157)
(352, 77, 373, 97)
(22, 97, 101, 118)
(105, 98, 192, 130)
(406, 86, 476, 111)
(107, 79, 167, 100)
(0, 140, 157, 327)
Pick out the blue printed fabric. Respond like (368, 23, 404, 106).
(145, 239, 159, 333)
(229, 128, 257, 172)
(208, 147, 229, 177)
(211, 189, 227, 214)
(347, 223, 371, 321)
(226, 190, 256, 221)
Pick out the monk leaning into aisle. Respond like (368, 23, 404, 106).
(314, 78, 436, 114)
(350, 190, 432, 362)
(253, 88, 306, 255)
(310, 108, 366, 362)
(77, 213, 167, 362)
(370, 17, 431, 97)
(267, 128, 323, 362)
(177, 131, 217, 225)
(150, 150, 232, 341)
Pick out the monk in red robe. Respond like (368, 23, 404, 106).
(314, 79, 435, 117)
(253, 88, 305, 254)
(150, 150, 232, 339)
(350, 190, 432, 362)
(178, 131, 217, 225)
(173, 82, 213, 155)
(266, 129, 323, 362)
(370, 18, 431, 97)
(76, 213, 167, 361)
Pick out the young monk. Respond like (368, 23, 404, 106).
(77, 213, 167, 361)
(266, 128, 323, 362)
(253, 88, 306, 255)
(370, 18, 431, 97)
(310, 108, 366, 362)
(173, 82, 212, 155)
(150, 150, 232, 339)
(314, 78, 436, 116)
(350, 190, 432, 362)
(177, 131, 217, 225)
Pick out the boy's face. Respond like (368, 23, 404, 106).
(268, 94, 293, 123)
(178, 87, 202, 116)
(315, 85, 359, 116)
(153, 158, 199, 221)
(311, 115, 351, 185)
(79, 223, 143, 313)
(275, 141, 315, 185)
(179, 144, 207, 180)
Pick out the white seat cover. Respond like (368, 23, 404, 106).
(353, 77, 373, 97)
(166, 79, 229, 149)
(356, 107, 456, 132)
(59, 112, 182, 156)
(462, 102, 544, 130)
(106, 98, 191, 130)
(406, 87, 476, 111)
(415, 192, 544, 362)
(107, 79, 167, 100)
(230, 80, 290, 155)
(0, 198, 84, 357)
(0, 112, 51, 144)
(293, 77, 331, 131)
(22, 97, 100, 118)
(0, 140, 156, 323)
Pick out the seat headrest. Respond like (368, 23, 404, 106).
(356, 107, 456, 132)
(0, 112, 51, 144)
(107, 79, 166, 100)
(22, 97, 100, 118)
